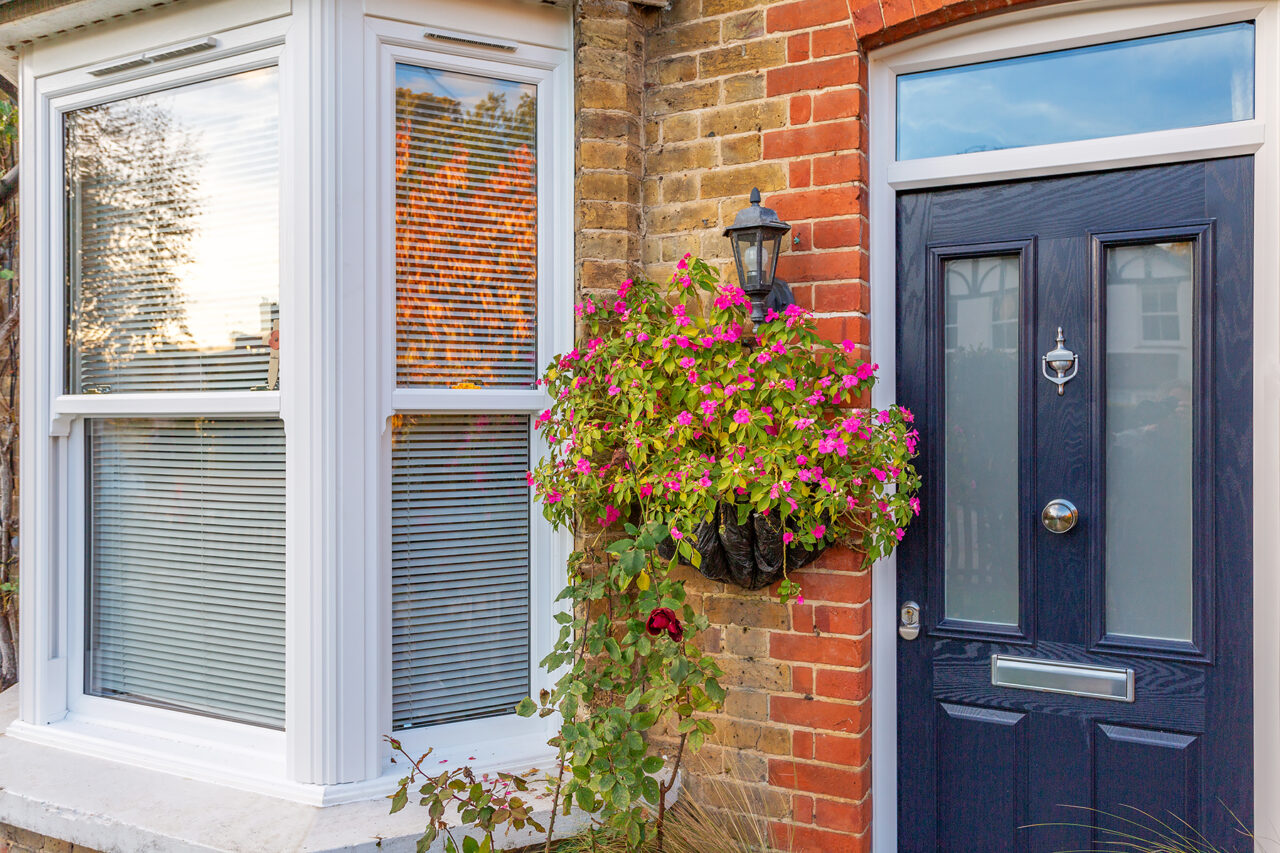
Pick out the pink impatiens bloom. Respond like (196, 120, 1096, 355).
(783, 532, 794, 545)
(733, 408, 751, 425)
(677, 411, 694, 426)
(670, 527, 683, 540)
(812, 524, 826, 539)
(598, 505, 622, 526)
(576, 459, 592, 475)
(608, 385, 621, 396)
(639, 484, 654, 498)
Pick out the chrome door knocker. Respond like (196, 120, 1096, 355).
(1041, 327, 1079, 396)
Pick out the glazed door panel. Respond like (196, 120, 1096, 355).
(896, 160, 1253, 852)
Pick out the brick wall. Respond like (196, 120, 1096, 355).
(0, 824, 98, 853)
(571, 0, 1051, 850)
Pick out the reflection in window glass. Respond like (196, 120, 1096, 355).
(1105, 242, 1194, 642)
(65, 68, 280, 393)
(395, 64, 538, 388)
(943, 255, 1020, 626)
(897, 23, 1254, 160)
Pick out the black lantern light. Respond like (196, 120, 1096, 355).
(724, 187, 794, 324)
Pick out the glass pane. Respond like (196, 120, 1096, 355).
(65, 68, 280, 393)
(898, 23, 1254, 160)
(944, 256, 1020, 625)
(391, 413, 531, 729)
(86, 418, 286, 728)
(1105, 242, 1194, 641)
(395, 64, 538, 388)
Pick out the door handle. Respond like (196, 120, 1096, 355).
(899, 601, 921, 640)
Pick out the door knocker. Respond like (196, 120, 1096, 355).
(1041, 327, 1079, 396)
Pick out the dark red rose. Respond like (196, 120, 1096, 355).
(646, 607, 680, 639)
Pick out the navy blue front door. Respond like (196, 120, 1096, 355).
(896, 160, 1253, 852)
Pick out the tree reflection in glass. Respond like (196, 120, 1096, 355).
(65, 67, 280, 393)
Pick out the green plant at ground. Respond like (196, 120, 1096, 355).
(393, 257, 920, 852)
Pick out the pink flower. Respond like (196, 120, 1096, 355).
(812, 524, 826, 539)
(676, 255, 689, 270)
(576, 459, 592, 475)
(677, 411, 694, 426)
(909, 497, 921, 515)
(608, 385, 621, 396)
(526, 471, 535, 486)
(598, 505, 622, 526)
(700, 399, 719, 416)
(639, 484, 653, 498)
(679, 356, 696, 369)
(841, 340, 856, 354)
(617, 278, 633, 298)
(895, 527, 906, 540)
(670, 528, 683, 540)
(783, 532, 794, 545)
(796, 594, 805, 604)
(546, 489, 563, 503)
(733, 408, 751, 425)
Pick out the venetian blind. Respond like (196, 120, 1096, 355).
(391, 414, 531, 729)
(394, 63, 538, 389)
(87, 418, 286, 728)
(65, 67, 280, 394)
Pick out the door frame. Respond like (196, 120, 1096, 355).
(867, 2, 1280, 849)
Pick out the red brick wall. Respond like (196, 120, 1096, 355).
(574, 0, 1054, 849)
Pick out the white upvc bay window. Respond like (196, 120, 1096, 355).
(14, 0, 570, 804)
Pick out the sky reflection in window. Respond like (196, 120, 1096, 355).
(897, 23, 1254, 160)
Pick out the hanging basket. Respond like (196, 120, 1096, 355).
(658, 500, 827, 590)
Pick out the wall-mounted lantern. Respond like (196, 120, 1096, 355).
(724, 187, 795, 324)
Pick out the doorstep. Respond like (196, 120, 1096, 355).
(0, 687, 583, 853)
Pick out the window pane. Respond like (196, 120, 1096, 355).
(1105, 242, 1194, 642)
(944, 255, 1020, 625)
(392, 414, 531, 729)
(395, 64, 538, 388)
(897, 23, 1254, 160)
(65, 67, 280, 393)
(87, 418, 285, 728)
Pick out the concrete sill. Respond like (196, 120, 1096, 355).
(0, 687, 589, 853)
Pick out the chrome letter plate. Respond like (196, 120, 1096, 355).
(991, 654, 1134, 702)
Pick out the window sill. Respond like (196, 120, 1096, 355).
(0, 687, 580, 852)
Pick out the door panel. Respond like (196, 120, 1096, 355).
(936, 703, 1026, 853)
(897, 160, 1253, 851)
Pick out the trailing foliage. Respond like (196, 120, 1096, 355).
(393, 257, 920, 852)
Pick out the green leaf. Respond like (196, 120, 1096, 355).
(575, 787, 595, 812)
(462, 836, 480, 853)
(632, 710, 658, 730)
(641, 755, 664, 774)
(389, 788, 408, 814)
(515, 696, 537, 717)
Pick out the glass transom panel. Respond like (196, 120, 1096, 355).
(395, 64, 538, 389)
(1105, 242, 1195, 642)
(65, 67, 280, 393)
(943, 255, 1020, 626)
(897, 23, 1255, 161)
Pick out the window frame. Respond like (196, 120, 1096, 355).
(21, 19, 295, 778)
(368, 16, 572, 768)
(14, 2, 572, 801)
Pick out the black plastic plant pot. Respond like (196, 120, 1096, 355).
(657, 500, 826, 590)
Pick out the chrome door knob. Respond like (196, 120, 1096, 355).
(1041, 498, 1079, 534)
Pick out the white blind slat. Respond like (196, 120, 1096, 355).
(391, 413, 532, 730)
(87, 417, 286, 729)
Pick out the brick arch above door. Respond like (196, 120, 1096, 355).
(845, 0, 1065, 48)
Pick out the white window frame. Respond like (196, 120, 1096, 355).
(366, 14, 572, 770)
(867, 2, 1279, 848)
(9, 0, 568, 806)
(15, 17, 298, 794)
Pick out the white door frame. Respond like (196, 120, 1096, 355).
(867, 2, 1280, 848)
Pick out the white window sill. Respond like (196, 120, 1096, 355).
(0, 687, 583, 852)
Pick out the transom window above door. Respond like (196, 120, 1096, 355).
(896, 22, 1255, 160)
